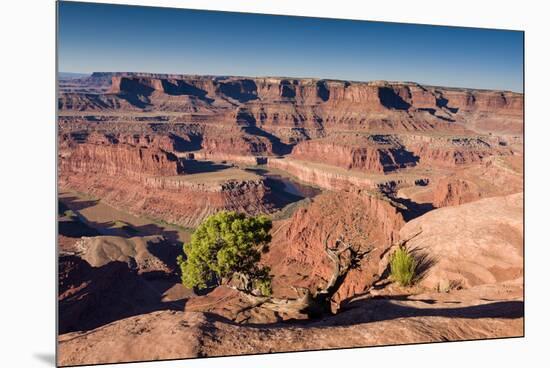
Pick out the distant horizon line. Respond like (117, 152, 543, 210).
(58, 70, 524, 94)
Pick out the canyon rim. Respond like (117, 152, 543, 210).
(57, 3, 524, 366)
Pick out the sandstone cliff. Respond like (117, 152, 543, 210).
(291, 134, 418, 173)
(57, 72, 524, 365)
(58, 132, 277, 227)
(403, 155, 524, 208)
(265, 191, 405, 312)
(59, 73, 523, 136)
(59, 141, 183, 178)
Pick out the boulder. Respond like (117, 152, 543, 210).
(399, 193, 523, 290)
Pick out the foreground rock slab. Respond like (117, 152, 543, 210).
(58, 281, 523, 366)
(399, 192, 523, 290)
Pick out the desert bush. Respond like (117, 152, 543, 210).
(177, 211, 273, 296)
(389, 245, 417, 286)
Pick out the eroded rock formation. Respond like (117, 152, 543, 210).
(60, 140, 183, 177)
(57, 72, 524, 363)
(265, 191, 405, 312)
(59, 73, 523, 137)
(291, 134, 418, 173)
(58, 132, 277, 227)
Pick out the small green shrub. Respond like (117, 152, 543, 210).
(389, 246, 417, 286)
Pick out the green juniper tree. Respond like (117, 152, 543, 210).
(177, 211, 273, 296)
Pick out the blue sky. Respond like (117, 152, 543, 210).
(57, 1, 524, 92)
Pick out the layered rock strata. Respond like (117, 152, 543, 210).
(265, 191, 405, 312)
(59, 134, 276, 227)
(59, 73, 523, 136)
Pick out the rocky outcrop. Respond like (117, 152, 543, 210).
(268, 157, 428, 192)
(411, 144, 490, 166)
(265, 191, 405, 312)
(75, 235, 179, 274)
(402, 155, 524, 208)
(289, 133, 512, 174)
(433, 177, 482, 207)
(60, 129, 200, 153)
(399, 193, 523, 290)
(200, 130, 274, 156)
(57, 72, 524, 365)
(268, 158, 377, 190)
(61, 73, 520, 115)
(183, 191, 407, 321)
(58, 311, 206, 365)
(59, 171, 274, 228)
(60, 73, 523, 135)
(442, 89, 523, 113)
(439, 90, 523, 134)
(58, 93, 125, 111)
(291, 135, 418, 173)
(193, 151, 266, 165)
(58, 255, 166, 334)
(59, 285, 523, 366)
(402, 135, 512, 167)
(59, 139, 183, 178)
(59, 136, 278, 227)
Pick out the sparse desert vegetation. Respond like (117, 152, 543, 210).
(57, 71, 523, 366)
(389, 246, 417, 286)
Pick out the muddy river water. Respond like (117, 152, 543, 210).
(59, 166, 321, 246)
(246, 166, 321, 200)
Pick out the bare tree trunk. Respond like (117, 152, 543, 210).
(226, 230, 423, 320)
